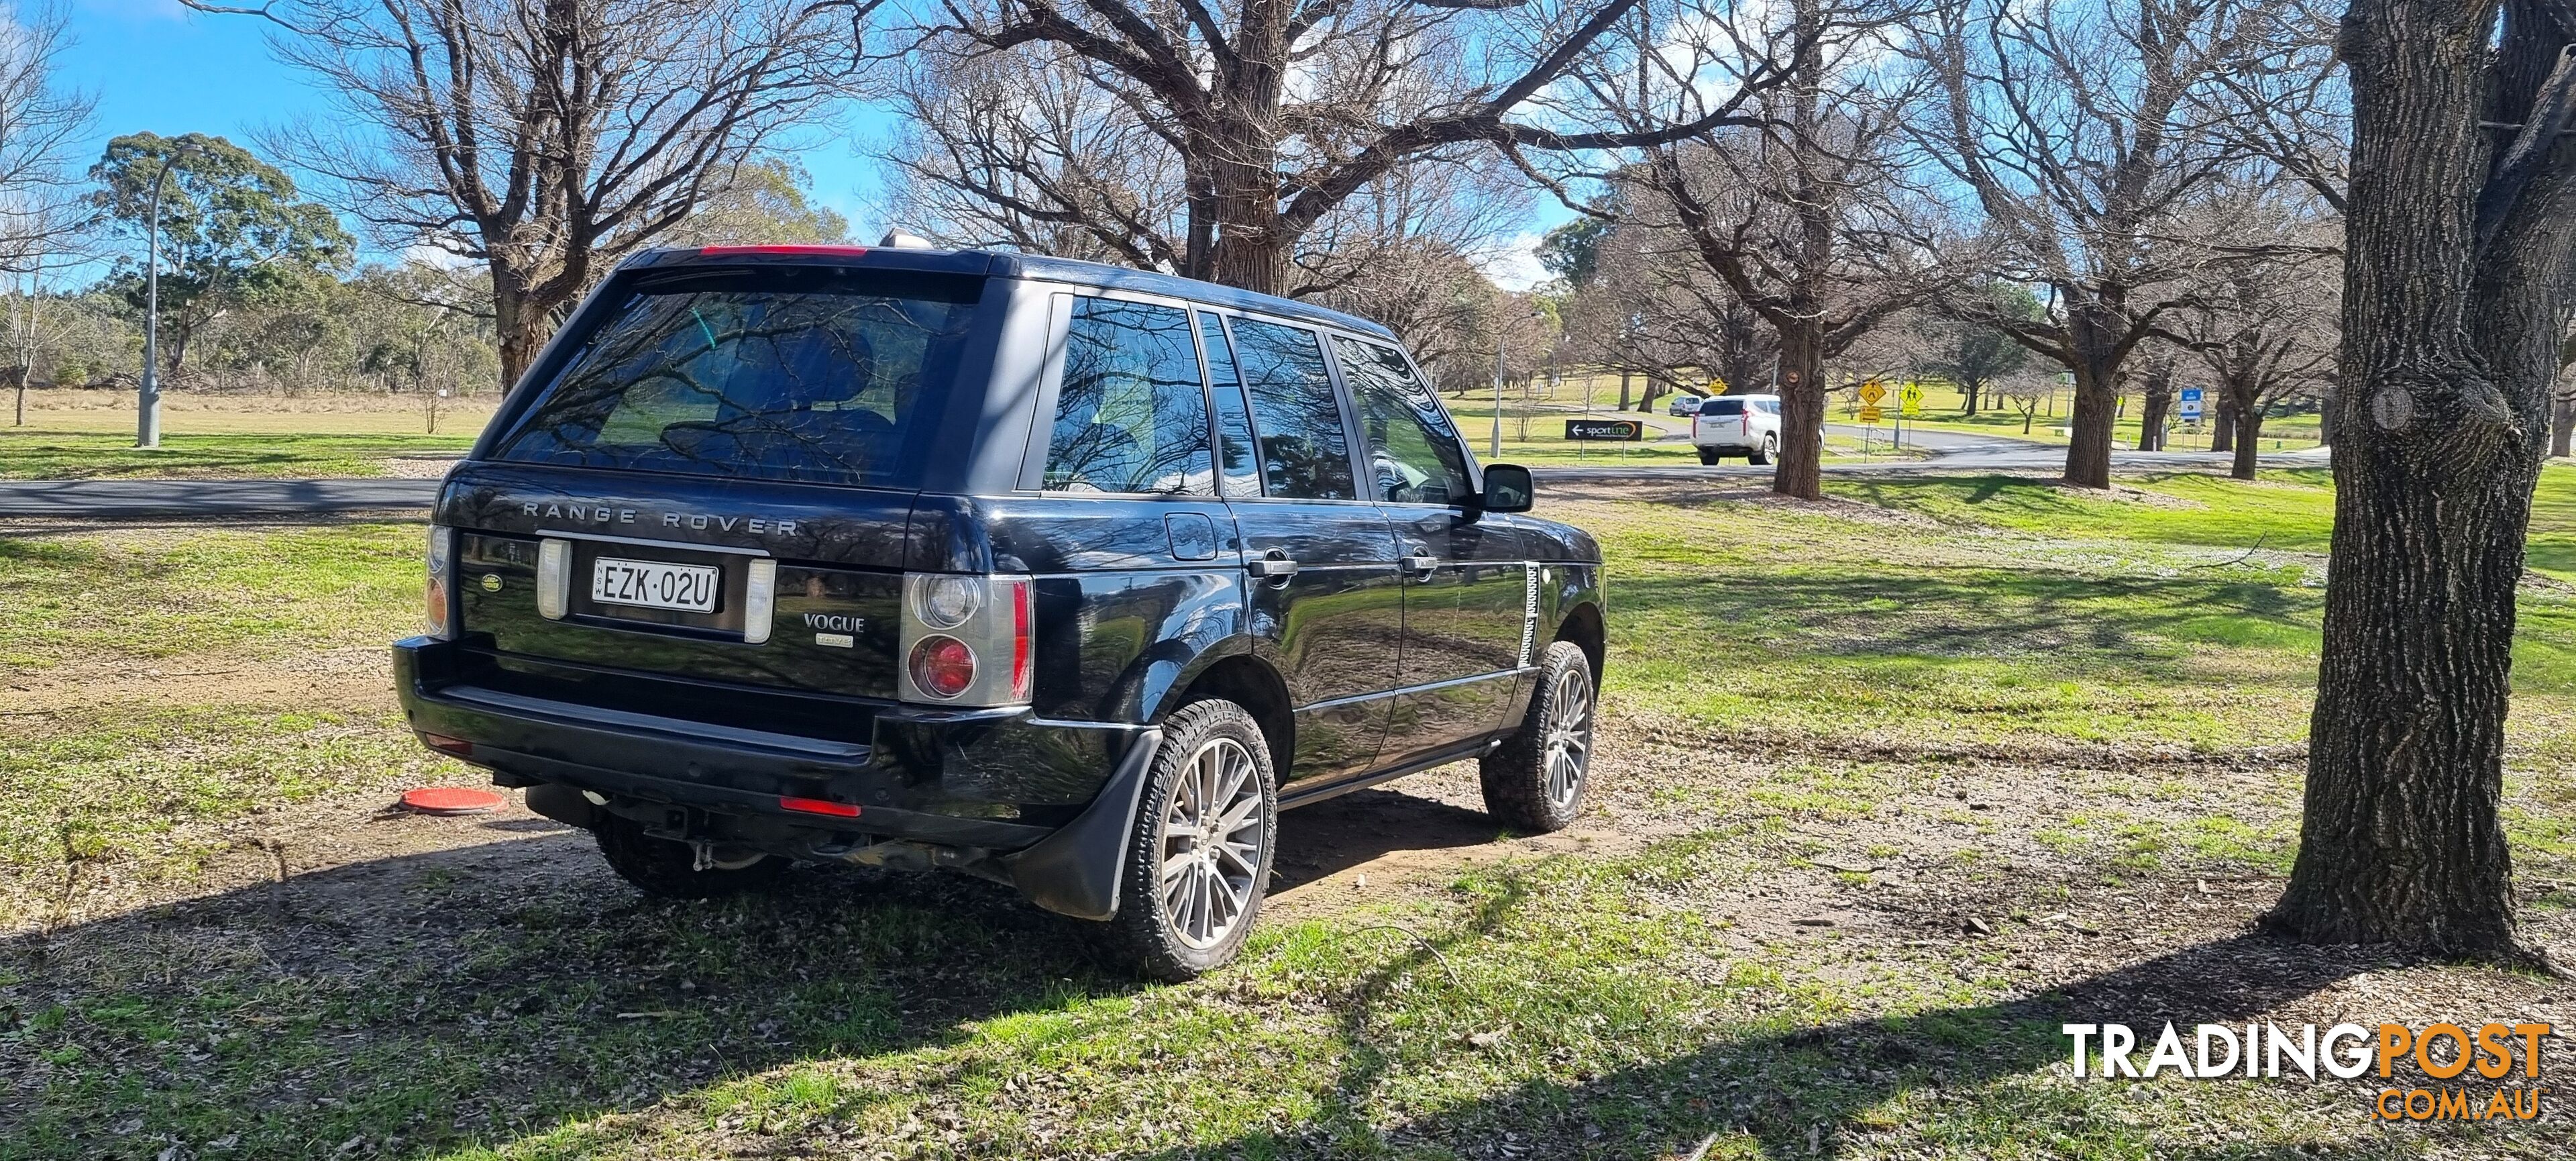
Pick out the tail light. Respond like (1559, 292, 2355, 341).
(424, 525, 455, 639)
(898, 574, 1034, 706)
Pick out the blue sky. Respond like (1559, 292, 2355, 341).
(61, 1, 1549, 287)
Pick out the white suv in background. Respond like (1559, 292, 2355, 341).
(1692, 393, 1782, 465)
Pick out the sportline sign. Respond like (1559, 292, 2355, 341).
(2064, 1021, 2555, 1122)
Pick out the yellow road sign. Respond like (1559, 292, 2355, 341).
(1858, 405, 1885, 424)
(1856, 381, 1888, 405)
(1898, 382, 1924, 415)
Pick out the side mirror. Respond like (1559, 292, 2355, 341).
(1480, 463, 1534, 513)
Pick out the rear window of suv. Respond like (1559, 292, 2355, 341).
(1703, 398, 1745, 417)
(490, 270, 981, 487)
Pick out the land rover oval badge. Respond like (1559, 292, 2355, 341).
(481, 574, 502, 593)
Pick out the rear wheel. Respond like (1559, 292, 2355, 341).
(1748, 433, 1777, 466)
(594, 814, 786, 899)
(1696, 447, 1722, 466)
(1108, 699, 1278, 980)
(1480, 642, 1597, 834)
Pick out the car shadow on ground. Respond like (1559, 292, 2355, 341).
(0, 783, 1515, 1158)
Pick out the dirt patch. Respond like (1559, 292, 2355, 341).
(380, 456, 461, 479)
(3, 646, 395, 717)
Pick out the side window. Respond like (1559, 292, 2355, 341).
(1043, 298, 1214, 494)
(1197, 312, 1262, 498)
(1230, 317, 1356, 501)
(1336, 336, 1472, 507)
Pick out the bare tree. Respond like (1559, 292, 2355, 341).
(0, 3, 95, 424)
(2264, 1, 2576, 966)
(2164, 189, 2338, 478)
(1912, 0, 2306, 488)
(1603, 0, 1935, 499)
(191, 0, 861, 387)
(890, 0, 1805, 297)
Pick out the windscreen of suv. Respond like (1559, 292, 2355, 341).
(489, 270, 980, 487)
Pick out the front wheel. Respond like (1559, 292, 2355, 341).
(1480, 642, 1597, 834)
(1107, 699, 1279, 981)
(1748, 433, 1777, 466)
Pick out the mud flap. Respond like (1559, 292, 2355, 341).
(1005, 727, 1163, 921)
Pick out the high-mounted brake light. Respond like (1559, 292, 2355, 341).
(697, 244, 871, 258)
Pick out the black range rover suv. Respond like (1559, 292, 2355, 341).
(397, 242, 1605, 978)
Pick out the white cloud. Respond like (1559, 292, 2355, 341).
(1477, 231, 1550, 293)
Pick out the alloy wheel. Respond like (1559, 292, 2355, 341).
(1157, 736, 1265, 949)
(1543, 668, 1594, 807)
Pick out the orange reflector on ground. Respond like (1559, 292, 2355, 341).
(401, 787, 505, 815)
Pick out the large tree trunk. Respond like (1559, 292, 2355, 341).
(2212, 399, 2237, 452)
(491, 268, 547, 391)
(2262, 1, 2574, 963)
(2232, 407, 2263, 480)
(2061, 358, 2118, 487)
(1773, 326, 1825, 500)
(2060, 302, 2125, 487)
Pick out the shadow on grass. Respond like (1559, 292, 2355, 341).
(0, 783, 1520, 1160)
(1134, 903, 2406, 1160)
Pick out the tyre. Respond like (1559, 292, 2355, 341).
(1748, 433, 1777, 466)
(1696, 447, 1721, 466)
(594, 814, 786, 899)
(1480, 641, 1597, 834)
(1107, 699, 1279, 981)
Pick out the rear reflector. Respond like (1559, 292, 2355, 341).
(699, 244, 871, 258)
(780, 796, 861, 817)
(421, 733, 474, 756)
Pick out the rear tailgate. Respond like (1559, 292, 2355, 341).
(441, 463, 910, 707)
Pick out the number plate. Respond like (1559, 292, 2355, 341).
(590, 556, 720, 613)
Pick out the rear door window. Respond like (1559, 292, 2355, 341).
(1230, 317, 1356, 501)
(1043, 297, 1214, 494)
(490, 271, 979, 487)
(1197, 311, 1263, 498)
(1337, 336, 1471, 507)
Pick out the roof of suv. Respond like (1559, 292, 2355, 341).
(624, 244, 1398, 341)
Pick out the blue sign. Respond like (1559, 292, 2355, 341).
(2178, 387, 2204, 420)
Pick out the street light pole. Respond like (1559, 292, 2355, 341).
(136, 148, 193, 450)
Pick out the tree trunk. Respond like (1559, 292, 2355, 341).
(2232, 407, 2263, 480)
(2262, 1, 2571, 963)
(1773, 326, 1825, 501)
(2553, 394, 2574, 456)
(490, 266, 553, 391)
(1618, 370, 1632, 411)
(2060, 303, 2125, 488)
(2212, 400, 2237, 453)
(2137, 391, 2171, 452)
(2318, 389, 2338, 446)
(1961, 378, 1981, 415)
(2061, 359, 2118, 488)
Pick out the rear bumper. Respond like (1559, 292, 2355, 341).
(392, 636, 1136, 852)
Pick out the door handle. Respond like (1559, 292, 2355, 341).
(1247, 551, 1301, 583)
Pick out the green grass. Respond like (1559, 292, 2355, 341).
(0, 430, 470, 479)
(9, 464, 2576, 1158)
(0, 523, 425, 673)
(1595, 468, 2576, 754)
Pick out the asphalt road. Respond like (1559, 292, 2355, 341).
(0, 430, 2327, 517)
